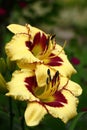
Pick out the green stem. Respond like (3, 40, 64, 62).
(21, 116, 25, 130)
(16, 102, 25, 130)
(9, 97, 14, 130)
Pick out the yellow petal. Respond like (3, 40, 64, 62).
(52, 53, 76, 77)
(46, 90, 79, 123)
(51, 44, 76, 77)
(6, 69, 37, 101)
(7, 24, 46, 37)
(25, 102, 47, 126)
(17, 62, 36, 70)
(5, 34, 40, 64)
(7, 24, 28, 34)
(58, 76, 82, 96)
(52, 44, 65, 54)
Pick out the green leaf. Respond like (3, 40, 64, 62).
(0, 73, 8, 94)
(68, 112, 86, 130)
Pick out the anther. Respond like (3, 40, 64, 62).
(47, 69, 50, 75)
(50, 34, 56, 40)
(55, 71, 59, 78)
(47, 69, 51, 81)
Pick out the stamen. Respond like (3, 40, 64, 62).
(46, 78, 49, 85)
(55, 71, 59, 78)
(45, 39, 49, 50)
(48, 41, 67, 60)
(47, 69, 50, 75)
(50, 34, 56, 40)
(58, 40, 67, 55)
(39, 71, 60, 99)
(47, 69, 51, 81)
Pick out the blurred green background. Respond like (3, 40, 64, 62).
(0, 0, 87, 130)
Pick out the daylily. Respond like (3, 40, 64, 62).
(5, 24, 82, 126)
(6, 69, 82, 126)
(5, 24, 76, 78)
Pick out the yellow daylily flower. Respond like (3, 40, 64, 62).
(5, 24, 76, 77)
(6, 69, 82, 126)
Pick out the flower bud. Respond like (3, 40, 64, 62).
(0, 73, 8, 94)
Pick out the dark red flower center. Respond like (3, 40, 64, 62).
(24, 70, 67, 107)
